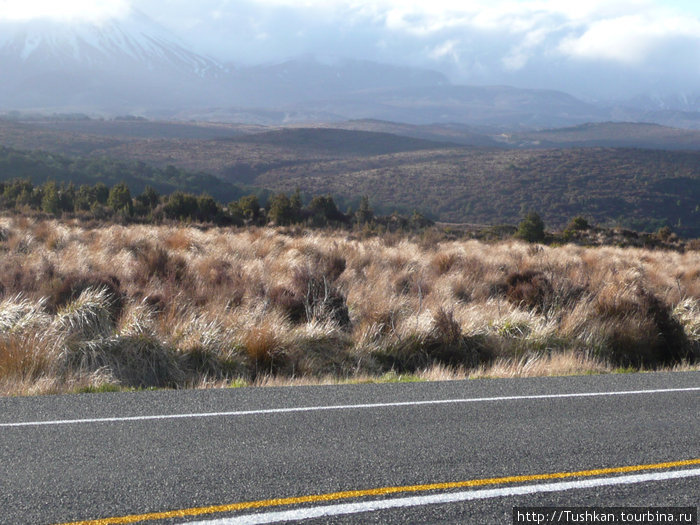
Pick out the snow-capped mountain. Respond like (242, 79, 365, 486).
(0, 9, 227, 112)
(0, 10, 223, 76)
(3, 10, 698, 129)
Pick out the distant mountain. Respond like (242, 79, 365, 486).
(0, 12, 450, 118)
(169, 83, 613, 129)
(2, 13, 700, 130)
(292, 84, 609, 128)
(0, 10, 226, 111)
(222, 57, 449, 107)
(624, 92, 700, 113)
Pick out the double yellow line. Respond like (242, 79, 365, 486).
(57, 458, 700, 525)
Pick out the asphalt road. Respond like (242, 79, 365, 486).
(0, 371, 698, 525)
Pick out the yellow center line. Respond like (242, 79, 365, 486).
(55, 458, 700, 525)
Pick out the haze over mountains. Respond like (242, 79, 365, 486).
(1, 1, 699, 235)
(2, 7, 700, 130)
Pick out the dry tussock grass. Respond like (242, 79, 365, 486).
(0, 217, 698, 395)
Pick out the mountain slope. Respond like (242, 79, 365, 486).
(0, 12, 625, 129)
(0, 10, 222, 76)
(246, 147, 700, 236)
(0, 10, 226, 111)
(500, 122, 700, 150)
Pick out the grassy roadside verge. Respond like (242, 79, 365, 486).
(1, 218, 699, 396)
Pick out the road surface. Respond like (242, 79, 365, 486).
(0, 371, 698, 524)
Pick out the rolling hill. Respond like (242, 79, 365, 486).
(246, 147, 700, 235)
(1, 118, 699, 235)
(501, 122, 700, 150)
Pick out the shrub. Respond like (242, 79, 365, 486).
(499, 271, 554, 313)
(567, 216, 590, 231)
(63, 334, 183, 388)
(517, 212, 545, 243)
(268, 285, 306, 324)
(134, 244, 188, 284)
(291, 267, 351, 329)
(163, 191, 198, 221)
(308, 195, 344, 225)
(589, 287, 691, 367)
(374, 309, 486, 372)
(43, 273, 123, 320)
(232, 195, 261, 223)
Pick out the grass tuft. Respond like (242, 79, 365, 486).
(0, 219, 698, 395)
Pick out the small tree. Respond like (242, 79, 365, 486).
(107, 182, 133, 217)
(657, 226, 673, 241)
(354, 195, 374, 226)
(517, 212, 545, 243)
(59, 182, 75, 212)
(196, 194, 220, 222)
(74, 185, 94, 211)
(237, 195, 261, 223)
(308, 195, 343, 225)
(135, 185, 160, 210)
(41, 181, 60, 215)
(94, 182, 109, 205)
(267, 193, 295, 225)
(290, 188, 303, 217)
(164, 191, 198, 220)
(409, 210, 433, 230)
(567, 216, 590, 231)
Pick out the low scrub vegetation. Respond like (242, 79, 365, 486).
(0, 218, 698, 395)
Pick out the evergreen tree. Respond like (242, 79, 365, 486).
(196, 194, 219, 222)
(267, 193, 294, 225)
(164, 191, 198, 220)
(59, 182, 75, 212)
(136, 185, 160, 209)
(517, 212, 545, 242)
(308, 195, 343, 225)
(94, 183, 109, 204)
(107, 182, 133, 216)
(236, 195, 261, 223)
(41, 181, 60, 215)
(290, 188, 303, 218)
(75, 185, 97, 211)
(354, 196, 373, 226)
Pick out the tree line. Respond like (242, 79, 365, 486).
(0, 178, 434, 231)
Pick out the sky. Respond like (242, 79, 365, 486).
(1, 0, 699, 99)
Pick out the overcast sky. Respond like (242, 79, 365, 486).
(1, 0, 699, 99)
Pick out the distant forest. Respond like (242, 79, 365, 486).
(0, 147, 435, 231)
(0, 145, 243, 203)
(1, 141, 700, 237)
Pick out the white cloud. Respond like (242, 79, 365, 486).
(558, 13, 700, 64)
(0, 0, 130, 21)
(429, 39, 460, 62)
(8, 0, 696, 97)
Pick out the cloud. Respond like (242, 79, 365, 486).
(8, 0, 696, 98)
(558, 13, 700, 64)
(0, 0, 130, 21)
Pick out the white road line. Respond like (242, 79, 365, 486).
(1, 387, 698, 428)
(183, 468, 700, 525)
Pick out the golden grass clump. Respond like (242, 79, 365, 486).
(0, 217, 698, 395)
